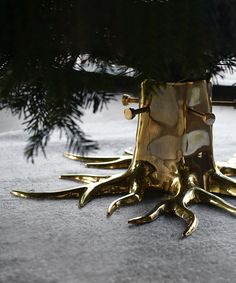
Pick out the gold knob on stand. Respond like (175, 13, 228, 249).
(187, 107, 216, 125)
(124, 107, 149, 120)
(122, 94, 139, 106)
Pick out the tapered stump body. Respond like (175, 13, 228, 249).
(12, 80, 236, 237)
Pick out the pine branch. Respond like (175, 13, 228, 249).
(64, 69, 142, 95)
(1, 0, 236, 160)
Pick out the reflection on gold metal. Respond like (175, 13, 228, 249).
(64, 152, 122, 162)
(64, 151, 132, 169)
(59, 174, 110, 184)
(124, 106, 149, 120)
(11, 186, 85, 199)
(217, 159, 236, 177)
(187, 107, 216, 126)
(63, 149, 236, 176)
(86, 156, 132, 169)
(129, 165, 236, 237)
(12, 172, 127, 201)
(124, 147, 134, 156)
(122, 94, 139, 106)
(11, 80, 236, 237)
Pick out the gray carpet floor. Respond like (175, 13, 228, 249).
(1, 99, 236, 283)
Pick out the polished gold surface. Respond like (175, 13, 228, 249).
(217, 157, 236, 177)
(63, 151, 132, 169)
(122, 94, 139, 106)
(11, 186, 85, 199)
(59, 174, 110, 183)
(187, 107, 216, 125)
(129, 164, 236, 237)
(124, 106, 149, 120)
(63, 150, 236, 176)
(11, 80, 236, 237)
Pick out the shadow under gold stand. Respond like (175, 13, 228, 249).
(12, 80, 236, 237)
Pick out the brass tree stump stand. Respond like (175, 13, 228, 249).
(12, 80, 236, 237)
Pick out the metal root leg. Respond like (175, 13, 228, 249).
(11, 172, 129, 204)
(11, 161, 156, 211)
(59, 174, 110, 183)
(209, 171, 236, 197)
(64, 151, 236, 176)
(129, 174, 236, 237)
(217, 156, 236, 177)
(63, 151, 132, 169)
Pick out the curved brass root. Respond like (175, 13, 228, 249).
(194, 187, 236, 214)
(11, 161, 155, 217)
(128, 189, 199, 237)
(128, 201, 167, 224)
(64, 152, 121, 162)
(11, 186, 86, 199)
(107, 193, 142, 216)
(128, 184, 236, 237)
(217, 161, 236, 177)
(124, 148, 134, 155)
(65, 151, 236, 174)
(11, 172, 130, 204)
(63, 152, 132, 169)
(79, 161, 153, 207)
(79, 173, 130, 207)
(11, 161, 152, 210)
(59, 174, 110, 183)
(174, 203, 198, 237)
(209, 171, 236, 197)
(86, 156, 132, 169)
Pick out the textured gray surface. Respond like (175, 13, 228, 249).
(1, 100, 236, 283)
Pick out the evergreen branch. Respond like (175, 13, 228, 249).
(66, 69, 142, 95)
(1, 0, 236, 160)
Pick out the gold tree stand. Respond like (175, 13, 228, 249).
(12, 80, 236, 237)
